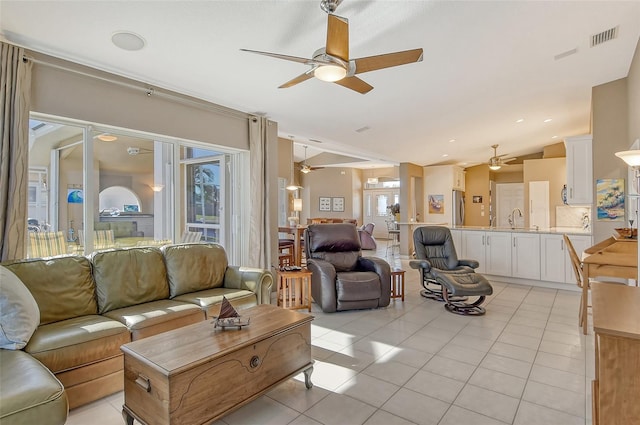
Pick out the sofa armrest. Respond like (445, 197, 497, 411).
(223, 266, 273, 305)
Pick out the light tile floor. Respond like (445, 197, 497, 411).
(67, 246, 594, 425)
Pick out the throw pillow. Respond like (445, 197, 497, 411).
(0, 265, 40, 350)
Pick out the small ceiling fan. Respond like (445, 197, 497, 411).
(298, 146, 324, 174)
(487, 144, 516, 170)
(240, 0, 423, 94)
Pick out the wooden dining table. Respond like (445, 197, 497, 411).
(278, 225, 308, 267)
(581, 236, 638, 334)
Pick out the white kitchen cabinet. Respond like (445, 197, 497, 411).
(453, 167, 466, 192)
(461, 231, 486, 273)
(511, 232, 541, 279)
(540, 233, 592, 283)
(540, 234, 568, 283)
(564, 135, 593, 205)
(460, 230, 511, 276)
(485, 232, 512, 276)
(450, 229, 462, 255)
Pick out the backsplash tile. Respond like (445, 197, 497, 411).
(556, 206, 591, 228)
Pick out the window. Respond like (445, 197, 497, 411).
(28, 113, 244, 259)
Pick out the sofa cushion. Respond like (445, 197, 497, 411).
(24, 314, 130, 373)
(92, 247, 169, 314)
(0, 349, 68, 425)
(0, 266, 40, 349)
(3, 256, 97, 325)
(174, 288, 257, 317)
(162, 243, 228, 298)
(103, 299, 203, 332)
(336, 271, 381, 301)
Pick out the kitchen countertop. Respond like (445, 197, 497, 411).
(449, 225, 592, 235)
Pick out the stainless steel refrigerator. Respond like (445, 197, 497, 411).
(452, 190, 465, 226)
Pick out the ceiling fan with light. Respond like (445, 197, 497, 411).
(298, 146, 324, 174)
(240, 0, 423, 94)
(487, 144, 516, 170)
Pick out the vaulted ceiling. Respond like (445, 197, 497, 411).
(2, 1, 639, 169)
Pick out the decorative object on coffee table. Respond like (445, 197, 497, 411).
(213, 297, 250, 329)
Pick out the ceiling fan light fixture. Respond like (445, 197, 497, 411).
(314, 64, 347, 82)
(489, 164, 501, 171)
(96, 133, 118, 142)
(300, 166, 312, 174)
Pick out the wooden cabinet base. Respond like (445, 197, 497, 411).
(121, 305, 313, 425)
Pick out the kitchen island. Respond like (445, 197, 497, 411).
(402, 224, 592, 291)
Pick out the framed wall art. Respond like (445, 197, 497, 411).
(319, 197, 331, 212)
(332, 197, 345, 212)
(596, 178, 624, 221)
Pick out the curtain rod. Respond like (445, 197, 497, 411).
(23, 54, 250, 121)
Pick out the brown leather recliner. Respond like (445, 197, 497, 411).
(304, 223, 391, 313)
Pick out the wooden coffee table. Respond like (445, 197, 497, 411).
(120, 304, 314, 425)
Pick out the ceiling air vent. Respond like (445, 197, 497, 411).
(591, 26, 618, 47)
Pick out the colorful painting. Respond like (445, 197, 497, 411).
(67, 189, 83, 204)
(596, 178, 624, 221)
(428, 194, 444, 214)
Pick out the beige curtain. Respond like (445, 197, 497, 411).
(0, 42, 32, 261)
(248, 116, 272, 269)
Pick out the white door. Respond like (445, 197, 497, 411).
(364, 189, 399, 239)
(529, 181, 550, 229)
(496, 183, 524, 227)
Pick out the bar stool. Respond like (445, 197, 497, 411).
(385, 220, 400, 257)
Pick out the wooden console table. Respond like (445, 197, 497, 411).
(581, 237, 637, 334)
(591, 282, 640, 425)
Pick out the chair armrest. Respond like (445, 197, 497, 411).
(223, 266, 274, 305)
(306, 258, 338, 313)
(409, 259, 432, 271)
(358, 256, 392, 306)
(458, 259, 479, 269)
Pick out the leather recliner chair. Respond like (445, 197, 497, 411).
(304, 223, 391, 313)
(410, 226, 493, 315)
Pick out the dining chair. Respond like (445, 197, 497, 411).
(181, 230, 203, 243)
(28, 231, 69, 258)
(564, 234, 625, 329)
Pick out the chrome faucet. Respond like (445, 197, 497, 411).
(508, 208, 523, 229)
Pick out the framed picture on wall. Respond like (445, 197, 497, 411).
(332, 197, 345, 212)
(319, 197, 331, 212)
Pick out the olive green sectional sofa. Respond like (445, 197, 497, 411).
(0, 243, 273, 424)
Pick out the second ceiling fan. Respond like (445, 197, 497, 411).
(299, 146, 324, 174)
(487, 144, 516, 170)
(241, 0, 423, 94)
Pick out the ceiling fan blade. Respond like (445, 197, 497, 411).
(240, 48, 312, 65)
(279, 71, 314, 89)
(326, 14, 349, 61)
(503, 157, 517, 163)
(353, 48, 423, 74)
(334, 76, 373, 94)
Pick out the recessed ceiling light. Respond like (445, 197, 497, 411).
(448, 139, 456, 143)
(543, 118, 553, 123)
(442, 154, 449, 157)
(516, 118, 524, 123)
(112, 31, 146, 51)
(551, 135, 558, 139)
